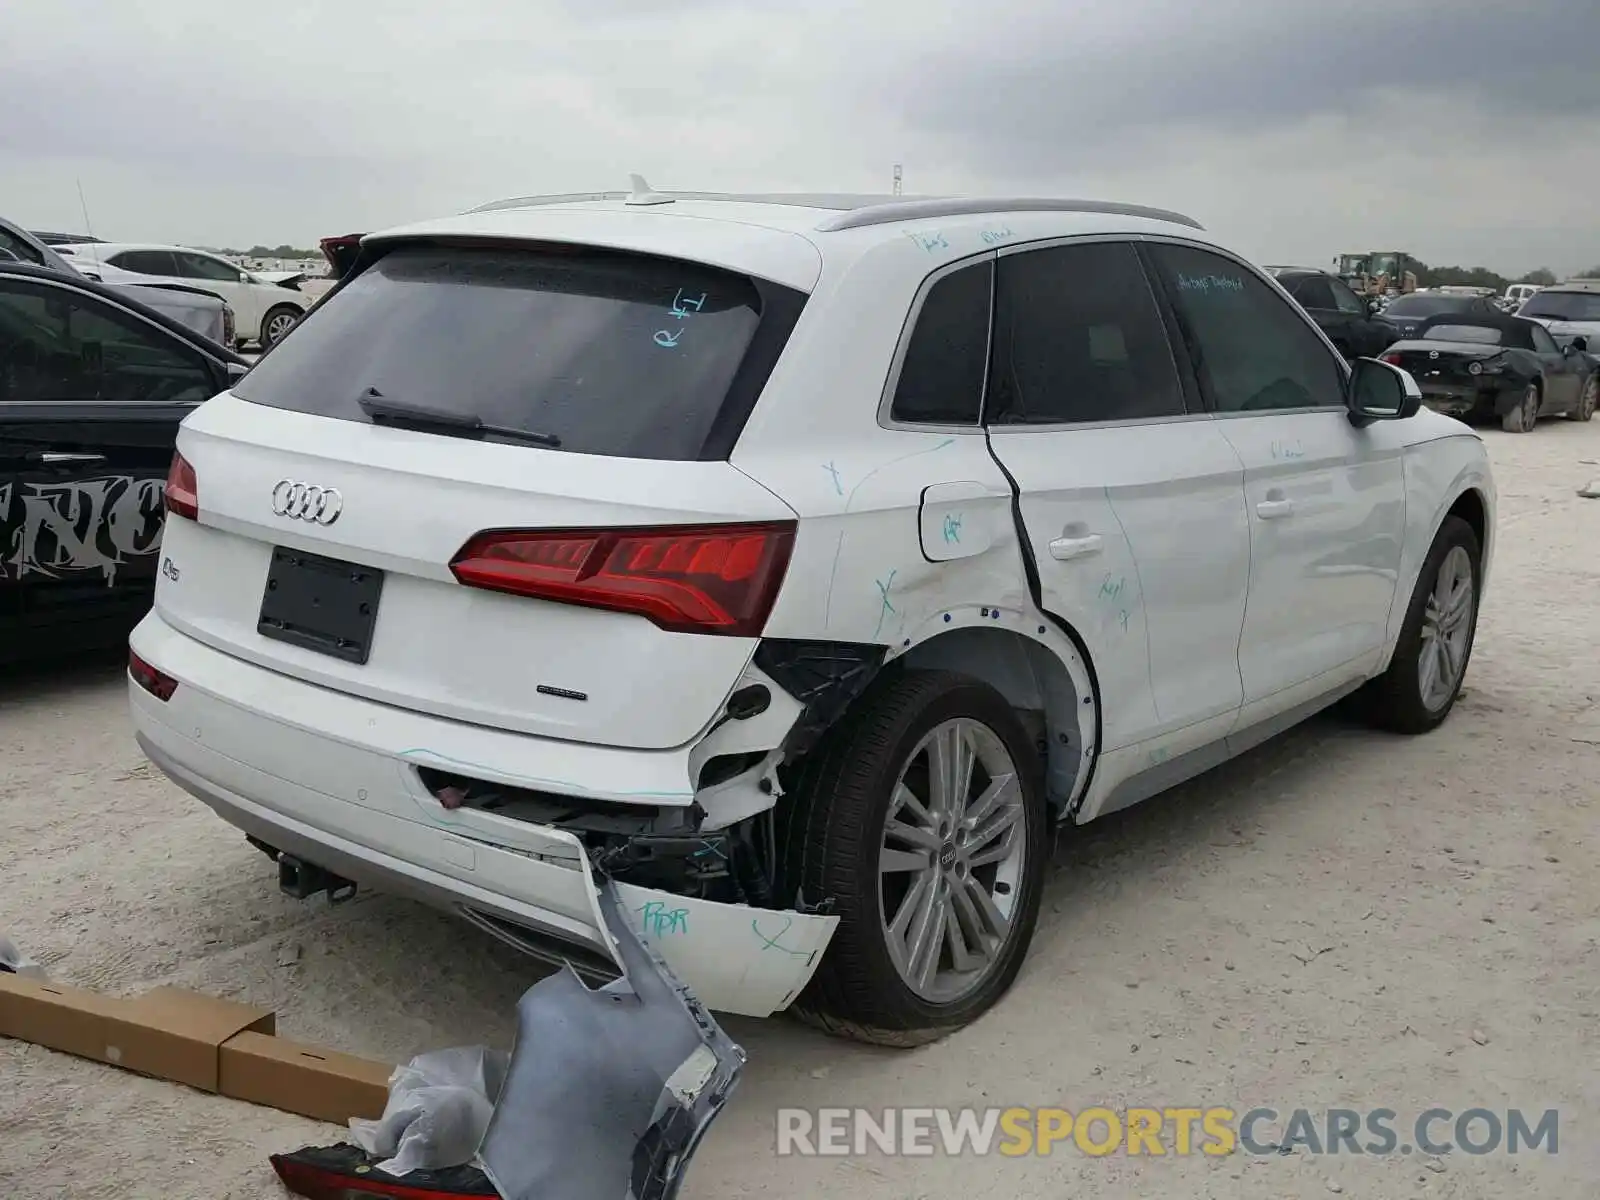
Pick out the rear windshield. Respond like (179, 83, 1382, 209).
(1424, 324, 1503, 345)
(234, 244, 803, 460)
(1518, 291, 1600, 322)
(1385, 295, 1469, 317)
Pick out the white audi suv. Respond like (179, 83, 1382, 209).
(128, 184, 1495, 1045)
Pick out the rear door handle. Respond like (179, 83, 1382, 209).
(29, 451, 107, 466)
(1256, 498, 1295, 519)
(1048, 533, 1104, 561)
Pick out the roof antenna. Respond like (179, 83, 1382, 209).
(626, 173, 673, 206)
(76, 178, 105, 274)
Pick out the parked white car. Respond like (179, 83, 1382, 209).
(0, 216, 234, 346)
(55, 242, 311, 348)
(127, 186, 1496, 1044)
(1503, 282, 1541, 311)
(1516, 280, 1600, 350)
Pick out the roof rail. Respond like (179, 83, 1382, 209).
(462, 188, 1205, 233)
(465, 189, 911, 215)
(466, 191, 628, 214)
(814, 196, 1204, 232)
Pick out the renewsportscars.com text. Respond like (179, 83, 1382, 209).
(776, 1106, 1560, 1158)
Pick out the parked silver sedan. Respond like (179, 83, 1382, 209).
(0, 215, 234, 347)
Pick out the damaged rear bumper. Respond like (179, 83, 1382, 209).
(274, 882, 747, 1200)
(129, 614, 838, 1017)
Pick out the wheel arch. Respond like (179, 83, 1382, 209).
(260, 301, 301, 341)
(1380, 441, 1495, 672)
(892, 623, 1099, 820)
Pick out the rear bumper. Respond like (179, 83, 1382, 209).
(1418, 385, 1494, 418)
(127, 612, 837, 1017)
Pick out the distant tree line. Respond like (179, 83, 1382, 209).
(1411, 261, 1600, 291)
(208, 244, 320, 259)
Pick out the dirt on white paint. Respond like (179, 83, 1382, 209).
(2, 423, 1597, 1200)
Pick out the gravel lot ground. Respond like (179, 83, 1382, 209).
(3, 421, 1597, 1200)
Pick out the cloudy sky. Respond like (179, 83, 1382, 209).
(3, 0, 1597, 275)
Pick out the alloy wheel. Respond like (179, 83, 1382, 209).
(1417, 544, 1474, 712)
(877, 717, 1029, 1004)
(265, 311, 298, 344)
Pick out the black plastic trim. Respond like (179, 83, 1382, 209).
(754, 639, 888, 758)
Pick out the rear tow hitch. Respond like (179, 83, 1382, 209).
(278, 854, 358, 905)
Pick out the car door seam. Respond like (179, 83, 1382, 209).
(1209, 421, 1254, 727)
(1100, 484, 1162, 722)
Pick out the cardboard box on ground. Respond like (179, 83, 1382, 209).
(0, 973, 392, 1125)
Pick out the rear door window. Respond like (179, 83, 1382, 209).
(985, 241, 1188, 425)
(1330, 278, 1367, 315)
(1291, 276, 1336, 310)
(233, 244, 805, 461)
(889, 260, 992, 425)
(176, 252, 243, 282)
(112, 250, 181, 276)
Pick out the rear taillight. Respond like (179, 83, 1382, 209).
(271, 1149, 495, 1199)
(449, 521, 796, 637)
(165, 451, 198, 520)
(1380, 351, 1403, 366)
(128, 649, 178, 701)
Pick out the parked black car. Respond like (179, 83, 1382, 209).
(1381, 313, 1597, 433)
(1377, 292, 1500, 340)
(0, 261, 248, 662)
(1267, 266, 1397, 359)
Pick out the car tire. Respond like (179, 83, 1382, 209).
(1568, 376, 1597, 422)
(1501, 383, 1540, 433)
(1359, 515, 1481, 735)
(260, 305, 301, 347)
(781, 669, 1049, 1047)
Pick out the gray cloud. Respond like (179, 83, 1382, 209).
(0, 0, 1595, 275)
(880, 0, 1600, 171)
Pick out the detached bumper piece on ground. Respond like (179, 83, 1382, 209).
(272, 883, 746, 1200)
(271, 1143, 500, 1199)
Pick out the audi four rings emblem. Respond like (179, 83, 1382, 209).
(271, 480, 344, 525)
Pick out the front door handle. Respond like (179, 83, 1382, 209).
(1256, 497, 1295, 519)
(1048, 533, 1104, 561)
(29, 451, 107, 466)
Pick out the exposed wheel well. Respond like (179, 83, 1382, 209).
(894, 627, 1091, 817)
(1447, 488, 1487, 553)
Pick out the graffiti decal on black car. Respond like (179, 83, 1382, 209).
(0, 476, 166, 584)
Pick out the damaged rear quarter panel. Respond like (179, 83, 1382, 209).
(460, 820, 838, 1017)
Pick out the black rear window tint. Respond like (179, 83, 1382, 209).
(890, 260, 992, 425)
(1384, 295, 1470, 317)
(234, 244, 804, 460)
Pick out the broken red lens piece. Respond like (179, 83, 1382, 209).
(128, 649, 178, 702)
(270, 1144, 500, 1200)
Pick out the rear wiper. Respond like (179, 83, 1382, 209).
(356, 387, 561, 448)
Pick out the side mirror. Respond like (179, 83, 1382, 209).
(225, 361, 250, 384)
(1347, 357, 1421, 426)
(1366, 298, 1381, 316)
(1569, 336, 1588, 353)
(239, 271, 253, 284)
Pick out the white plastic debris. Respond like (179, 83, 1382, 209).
(0, 932, 45, 979)
(1578, 479, 1600, 499)
(349, 1045, 509, 1176)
